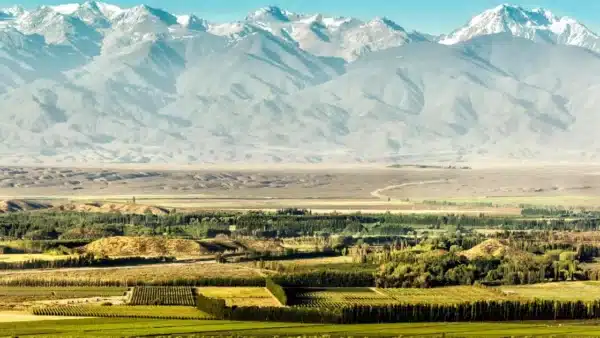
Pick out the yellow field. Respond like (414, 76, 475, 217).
(0, 254, 74, 263)
(379, 286, 521, 304)
(498, 281, 600, 301)
(197, 287, 281, 307)
(0, 262, 261, 286)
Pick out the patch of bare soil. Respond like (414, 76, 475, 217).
(56, 202, 170, 215)
(84, 237, 209, 257)
(0, 311, 87, 322)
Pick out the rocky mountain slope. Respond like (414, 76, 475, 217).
(0, 2, 599, 164)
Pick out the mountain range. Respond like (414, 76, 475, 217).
(1, 2, 600, 164)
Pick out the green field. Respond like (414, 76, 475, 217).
(498, 281, 600, 301)
(32, 305, 211, 320)
(287, 286, 521, 308)
(380, 286, 519, 304)
(5, 318, 600, 337)
(129, 287, 196, 306)
(289, 287, 397, 307)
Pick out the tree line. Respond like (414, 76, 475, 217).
(0, 254, 174, 271)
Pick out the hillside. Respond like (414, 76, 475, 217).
(1, 3, 600, 164)
(460, 239, 531, 260)
(83, 236, 284, 257)
(0, 200, 50, 213)
(56, 203, 170, 215)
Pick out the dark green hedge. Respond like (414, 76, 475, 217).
(340, 300, 600, 323)
(265, 278, 287, 305)
(196, 294, 340, 323)
(272, 271, 375, 287)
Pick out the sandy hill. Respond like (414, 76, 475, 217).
(84, 237, 210, 257)
(84, 236, 285, 257)
(56, 202, 170, 215)
(0, 200, 50, 213)
(460, 239, 530, 261)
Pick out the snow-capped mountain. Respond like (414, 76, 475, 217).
(235, 6, 425, 61)
(0, 2, 600, 164)
(440, 4, 600, 52)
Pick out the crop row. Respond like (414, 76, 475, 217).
(32, 305, 211, 319)
(129, 286, 196, 306)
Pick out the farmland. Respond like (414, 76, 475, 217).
(4, 166, 600, 335)
(129, 286, 196, 306)
(380, 286, 520, 304)
(289, 287, 397, 308)
(5, 318, 600, 337)
(498, 281, 600, 301)
(0, 262, 263, 286)
(32, 305, 211, 319)
(197, 287, 282, 307)
(0, 286, 128, 310)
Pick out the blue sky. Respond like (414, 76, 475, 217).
(4, 0, 600, 34)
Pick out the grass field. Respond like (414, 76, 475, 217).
(380, 286, 520, 304)
(197, 287, 281, 307)
(6, 318, 600, 337)
(498, 281, 600, 301)
(0, 262, 260, 286)
(32, 305, 211, 320)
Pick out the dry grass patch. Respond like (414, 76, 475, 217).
(0, 254, 75, 262)
(84, 237, 210, 257)
(56, 202, 170, 215)
(197, 287, 281, 307)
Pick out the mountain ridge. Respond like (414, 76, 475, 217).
(0, 3, 600, 164)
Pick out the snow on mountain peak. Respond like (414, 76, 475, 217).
(439, 3, 599, 50)
(176, 14, 208, 31)
(49, 2, 122, 18)
(1, 5, 26, 19)
(246, 5, 299, 22)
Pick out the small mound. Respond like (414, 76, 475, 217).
(57, 202, 170, 215)
(84, 236, 209, 257)
(460, 239, 517, 260)
(0, 200, 50, 213)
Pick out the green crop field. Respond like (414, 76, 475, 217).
(32, 305, 211, 320)
(129, 286, 196, 306)
(289, 287, 398, 308)
(287, 286, 519, 308)
(380, 286, 519, 304)
(498, 281, 600, 301)
(5, 318, 600, 337)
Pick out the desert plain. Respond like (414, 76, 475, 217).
(1, 164, 599, 215)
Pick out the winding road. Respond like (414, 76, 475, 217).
(370, 179, 453, 200)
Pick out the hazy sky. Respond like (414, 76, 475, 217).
(4, 0, 600, 34)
